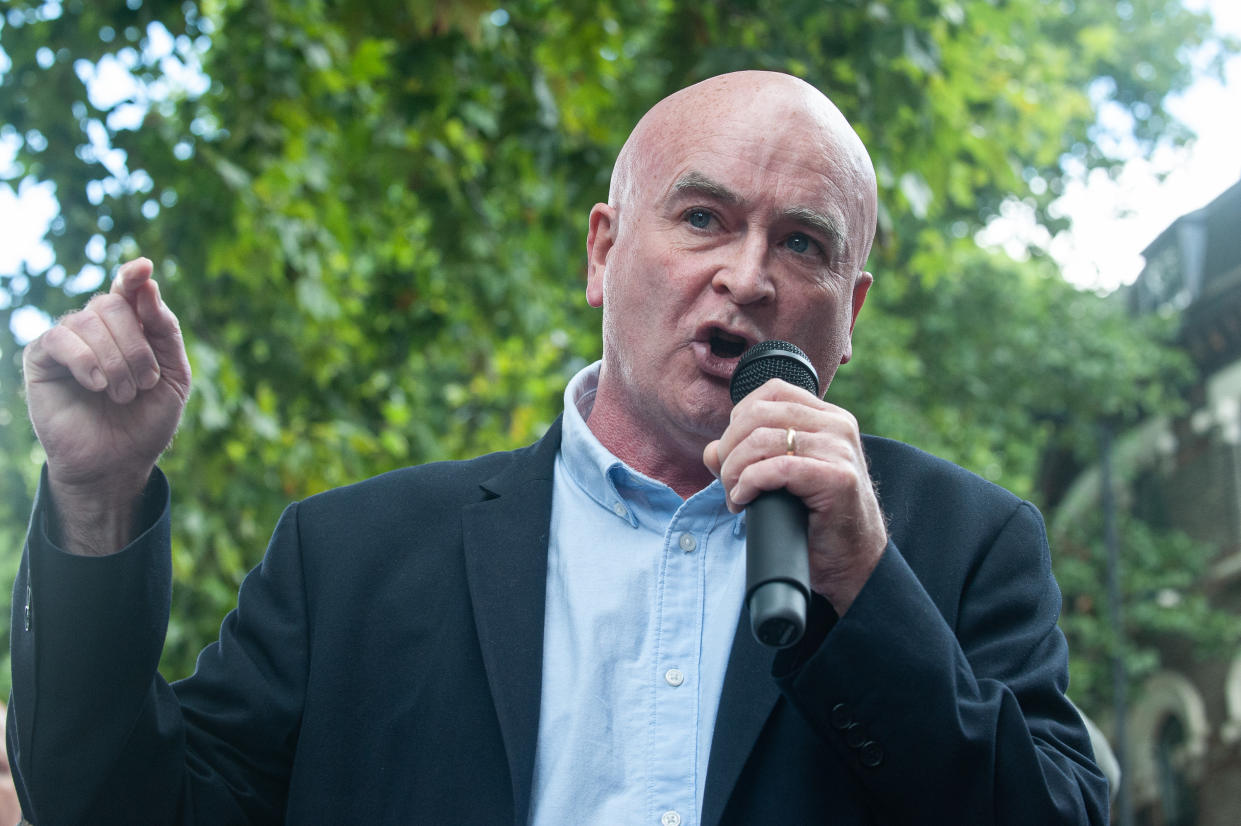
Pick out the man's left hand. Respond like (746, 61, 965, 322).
(703, 378, 888, 616)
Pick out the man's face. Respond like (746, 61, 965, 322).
(587, 83, 874, 448)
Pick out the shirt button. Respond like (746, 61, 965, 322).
(661, 811, 681, 826)
(664, 668, 685, 687)
(677, 532, 697, 552)
(612, 502, 628, 518)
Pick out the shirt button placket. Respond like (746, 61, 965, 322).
(653, 516, 701, 826)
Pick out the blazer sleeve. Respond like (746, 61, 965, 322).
(773, 499, 1109, 824)
(8, 467, 308, 826)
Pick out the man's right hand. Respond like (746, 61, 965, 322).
(22, 257, 191, 556)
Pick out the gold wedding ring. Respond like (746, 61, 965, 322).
(786, 427, 797, 456)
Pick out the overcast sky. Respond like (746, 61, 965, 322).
(979, 0, 1241, 291)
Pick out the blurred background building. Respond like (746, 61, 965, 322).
(1094, 177, 1241, 825)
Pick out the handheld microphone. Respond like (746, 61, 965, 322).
(729, 340, 819, 648)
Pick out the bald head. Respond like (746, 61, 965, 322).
(609, 71, 878, 272)
(582, 71, 879, 480)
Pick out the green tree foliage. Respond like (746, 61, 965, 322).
(1055, 508, 1241, 712)
(0, 0, 1234, 712)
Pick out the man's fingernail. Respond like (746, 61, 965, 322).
(140, 368, 160, 389)
(90, 369, 106, 390)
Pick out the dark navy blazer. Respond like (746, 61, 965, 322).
(8, 418, 1108, 824)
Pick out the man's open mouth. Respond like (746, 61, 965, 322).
(709, 328, 748, 359)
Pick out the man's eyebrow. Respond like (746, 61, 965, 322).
(671, 172, 741, 204)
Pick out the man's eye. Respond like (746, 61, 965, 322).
(785, 233, 816, 254)
(687, 209, 713, 229)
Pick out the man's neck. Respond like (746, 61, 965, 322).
(584, 397, 717, 500)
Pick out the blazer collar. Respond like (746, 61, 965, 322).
(701, 594, 840, 825)
(461, 417, 562, 825)
(700, 608, 778, 825)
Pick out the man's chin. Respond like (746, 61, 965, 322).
(676, 384, 733, 440)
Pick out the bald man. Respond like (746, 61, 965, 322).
(10, 72, 1107, 824)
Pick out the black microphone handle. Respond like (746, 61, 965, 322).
(745, 488, 811, 648)
(728, 339, 819, 649)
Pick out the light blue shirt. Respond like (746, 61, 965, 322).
(529, 362, 748, 826)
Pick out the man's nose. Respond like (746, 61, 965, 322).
(711, 234, 775, 305)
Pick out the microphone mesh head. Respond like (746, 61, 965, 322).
(729, 340, 820, 404)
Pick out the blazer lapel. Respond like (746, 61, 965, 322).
(700, 608, 780, 826)
(461, 418, 562, 826)
(701, 595, 840, 825)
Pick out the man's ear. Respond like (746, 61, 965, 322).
(840, 271, 873, 364)
(586, 203, 617, 308)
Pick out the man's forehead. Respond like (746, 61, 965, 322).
(638, 98, 849, 196)
(614, 78, 825, 191)
(610, 72, 878, 261)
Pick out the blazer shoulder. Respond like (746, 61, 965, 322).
(859, 435, 1053, 621)
(862, 433, 1031, 529)
(298, 417, 563, 524)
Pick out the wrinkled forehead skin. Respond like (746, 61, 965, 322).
(609, 71, 878, 273)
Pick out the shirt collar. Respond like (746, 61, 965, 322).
(560, 362, 741, 534)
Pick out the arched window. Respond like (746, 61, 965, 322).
(1153, 714, 1197, 826)
(1128, 670, 1208, 817)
